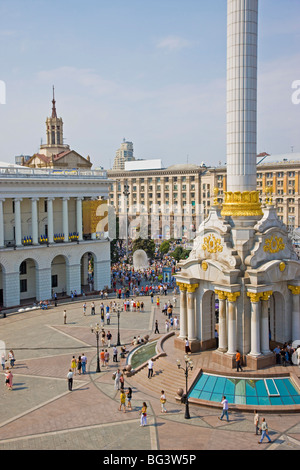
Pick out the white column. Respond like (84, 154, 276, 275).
(0, 198, 5, 247)
(216, 291, 227, 351)
(178, 284, 188, 339)
(288, 286, 300, 341)
(261, 292, 272, 354)
(226, 0, 258, 192)
(76, 197, 83, 241)
(187, 284, 198, 341)
(226, 292, 240, 355)
(62, 197, 69, 242)
(47, 197, 54, 243)
(14, 197, 22, 246)
(249, 294, 261, 357)
(31, 197, 39, 245)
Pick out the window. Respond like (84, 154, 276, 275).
(20, 261, 27, 275)
(52, 275, 58, 288)
(44, 199, 48, 212)
(20, 279, 27, 293)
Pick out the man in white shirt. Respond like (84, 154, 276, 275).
(218, 396, 229, 422)
(67, 369, 74, 391)
(148, 358, 154, 379)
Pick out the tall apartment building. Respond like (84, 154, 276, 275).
(112, 139, 135, 170)
(107, 154, 300, 239)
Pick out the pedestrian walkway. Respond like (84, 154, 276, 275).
(0, 294, 300, 451)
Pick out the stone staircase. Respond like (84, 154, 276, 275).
(128, 355, 187, 401)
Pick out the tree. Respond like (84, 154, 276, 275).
(170, 246, 191, 262)
(132, 237, 156, 259)
(159, 240, 170, 255)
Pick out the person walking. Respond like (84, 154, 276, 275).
(5, 367, 13, 391)
(154, 320, 159, 334)
(63, 310, 67, 324)
(113, 346, 118, 363)
(218, 396, 229, 422)
(258, 418, 272, 444)
(77, 355, 82, 375)
(126, 387, 132, 410)
(1, 353, 6, 370)
(114, 369, 121, 390)
(140, 402, 147, 426)
(100, 349, 105, 367)
(91, 302, 95, 315)
(71, 356, 77, 375)
(107, 331, 112, 348)
(83, 302, 86, 316)
(160, 390, 167, 413)
(254, 410, 261, 436)
(147, 358, 154, 379)
(8, 350, 15, 368)
(104, 349, 110, 368)
(81, 353, 87, 374)
(119, 389, 126, 413)
(67, 369, 73, 391)
(236, 350, 243, 372)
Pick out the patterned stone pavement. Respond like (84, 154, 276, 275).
(1, 295, 300, 454)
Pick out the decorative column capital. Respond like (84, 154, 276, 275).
(31, 197, 39, 202)
(247, 292, 262, 303)
(261, 291, 273, 301)
(215, 289, 227, 300)
(226, 292, 240, 302)
(288, 285, 300, 295)
(177, 282, 187, 292)
(186, 283, 199, 293)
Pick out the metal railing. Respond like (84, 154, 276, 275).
(0, 166, 107, 179)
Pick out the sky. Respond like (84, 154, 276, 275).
(0, 0, 299, 169)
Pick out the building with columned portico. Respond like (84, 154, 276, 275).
(0, 163, 111, 308)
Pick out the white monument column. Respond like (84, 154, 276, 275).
(248, 293, 262, 356)
(14, 197, 22, 246)
(226, 292, 240, 355)
(47, 197, 54, 243)
(31, 197, 39, 245)
(215, 290, 228, 352)
(187, 284, 198, 341)
(178, 283, 188, 339)
(0, 198, 5, 247)
(288, 285, 300, 341)
(222, 0, 262, 218)
(76, 197, 83, 241)
(62, 197, 69, 242)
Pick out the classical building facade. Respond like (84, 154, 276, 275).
(0, 164, 110, 308)
(107, 155, 300, 240)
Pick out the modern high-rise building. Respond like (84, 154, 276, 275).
(112, 139, 135, 170)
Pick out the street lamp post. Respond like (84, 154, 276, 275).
(123, 182, 130, 260)
(91, 323, 101, 372)
(117, 304, 121, 346)
(177, 355, 193, 419)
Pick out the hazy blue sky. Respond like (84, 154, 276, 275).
(0, 0, 299, 169)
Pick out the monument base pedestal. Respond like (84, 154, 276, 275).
(174, 336, 200, 354)
(246, 352, 276, 370)
(211, 350, 236, 369)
